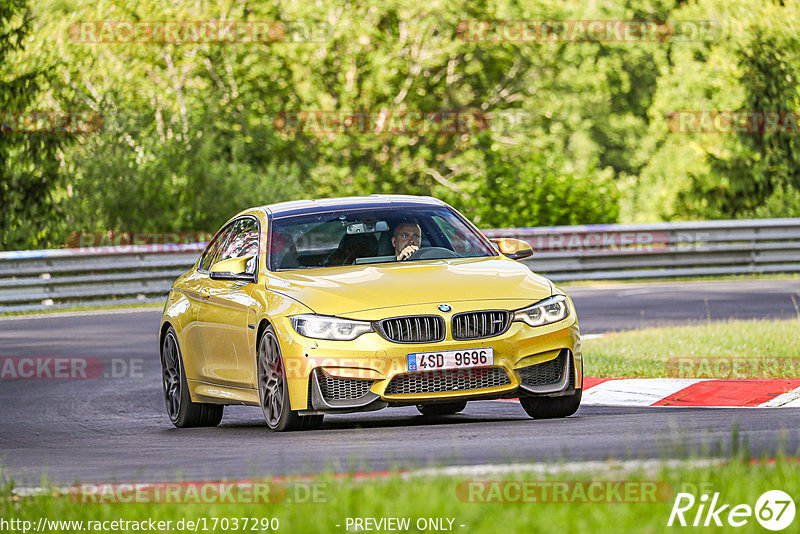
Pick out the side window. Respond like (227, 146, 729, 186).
(218, 218, 260, 272)
(198, 217, 259, 272)
(294, 221, 344, 254)
(199, 225, 235, 271)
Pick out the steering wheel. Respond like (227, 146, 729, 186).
(321, 249, 336, 267)
(408, 247, 460, 260)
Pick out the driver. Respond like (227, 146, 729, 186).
(392, 221, 422, 261)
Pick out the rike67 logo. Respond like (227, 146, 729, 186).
(668, 490, 795, 531)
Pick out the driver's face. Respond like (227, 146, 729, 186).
(392, 223, 422, 254)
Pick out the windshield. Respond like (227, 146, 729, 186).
(269, 206, 496, 270)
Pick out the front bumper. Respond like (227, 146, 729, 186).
(277, 313, 582, 413)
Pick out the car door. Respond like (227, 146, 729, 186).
(177, 224, 235, 381)
(196, 217, 260, 389)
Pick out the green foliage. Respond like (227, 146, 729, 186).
(0, 0, 67, 249)
(678, 29, 800, 218)
(2, 0, 800, 250)
(754, 183, 800, 218)
(452, 147, 618, 228)
(68, 101, 302, 233)
(639, 0, 800, 220)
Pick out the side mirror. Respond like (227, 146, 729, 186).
(209, 255, 256, 282)
(490, 238, 533, 261)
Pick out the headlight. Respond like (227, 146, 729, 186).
(290, 314, 373, 341)
(513, 295, 569, 327)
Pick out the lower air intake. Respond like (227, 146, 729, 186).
(516, 350, 568, 387)
(316, 370, 373, 401)
(384, 367, 511, 395)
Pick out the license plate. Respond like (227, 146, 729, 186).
(407, 348, 494, 372)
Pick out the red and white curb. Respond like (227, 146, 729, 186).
(581, 377, 800, 408)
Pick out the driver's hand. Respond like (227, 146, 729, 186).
(396, 245, 419, 261)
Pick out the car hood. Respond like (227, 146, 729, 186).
(267, 257, 552, 318)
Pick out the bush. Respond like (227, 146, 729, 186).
(452, 149, 619, 228)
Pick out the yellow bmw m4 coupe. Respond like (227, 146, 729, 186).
(159, 195, 583, 431)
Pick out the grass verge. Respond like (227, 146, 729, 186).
(584, 318, 800, 378)
(0, 302, 162, 318)
(2, 456, 798, 533)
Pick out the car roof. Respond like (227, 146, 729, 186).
(254, 195, 446, 218)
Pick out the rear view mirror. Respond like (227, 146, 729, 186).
(490, 238, 533, 261)
(209, 255, 256, 281)
(346, 223, 366, 234)
(346, 220, 389, 234)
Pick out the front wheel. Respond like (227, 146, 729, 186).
(160, 326, 224, 428)
(519, 390, 581, 419)
(258, 326, 324, 431)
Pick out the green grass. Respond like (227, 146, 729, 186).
(584, 318, 800, 378)
(0, 302, 162, 318)
(2, 457, 798, 533)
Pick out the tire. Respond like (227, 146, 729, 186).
(519, 389, 581, 419)
(257, 325, 324, 432)
(416, 401, 467, 416)
(160, 326, 224, 428)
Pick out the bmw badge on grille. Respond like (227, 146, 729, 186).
(438, 304, 452, 312)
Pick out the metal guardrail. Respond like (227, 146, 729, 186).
(0, 244, 204, 313)
(1, 219, 798, 313)
(482, 218, 800, 282)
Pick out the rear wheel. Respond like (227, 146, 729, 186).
(258, 326, 324, 431)
(161, 327, 224, 428)
(519, 390, 581, 419)
(416, 401, 467, 416)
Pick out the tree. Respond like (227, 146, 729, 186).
(639, 0, 800, 220)
(0, 0, 65, 249)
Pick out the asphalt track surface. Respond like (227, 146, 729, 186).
(1, 279, 798, 485)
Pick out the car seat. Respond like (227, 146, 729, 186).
(327, 233, 378, 266)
